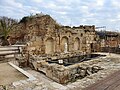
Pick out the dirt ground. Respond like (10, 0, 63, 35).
(0, 63, 27, 85)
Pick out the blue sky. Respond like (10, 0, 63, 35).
(0, 0, 120, 31)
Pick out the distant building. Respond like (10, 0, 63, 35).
(95, 31, 120, 53)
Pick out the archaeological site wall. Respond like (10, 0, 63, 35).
(10, 14, 97, 56)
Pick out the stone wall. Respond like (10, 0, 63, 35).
(95, 31, 120, 53)
(10, 14, 97, 56)
(36, 59, 103, 84)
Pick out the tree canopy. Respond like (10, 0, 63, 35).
(0, 16, 17, 45)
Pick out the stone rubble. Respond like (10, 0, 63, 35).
(1, 53, 120, 90)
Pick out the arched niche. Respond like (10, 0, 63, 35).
(45, 38, 54, 54)
(61, 37, 69, 53)
(74, 37, 80, 51)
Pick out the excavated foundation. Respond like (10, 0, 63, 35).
(46, 54, 106, 66)
(31, 54, 105, 84)
(16, 53, 105, 84)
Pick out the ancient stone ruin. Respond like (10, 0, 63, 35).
(10, 14, 119, 84)
(10, 14, 97, 56)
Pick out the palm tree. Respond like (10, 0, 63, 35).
(0, 17, 17, 46)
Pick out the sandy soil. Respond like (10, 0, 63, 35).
(0, 63, 27, 85)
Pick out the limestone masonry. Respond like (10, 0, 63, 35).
(10, 14, 97, 56)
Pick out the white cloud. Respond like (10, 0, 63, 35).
(3, 0, 23, 8)
(111, 0, 120, 8)
(60, 16, 72, 25)
(117, 14, 120, 19)
(0, 0, 42, 19)
(96, 0, 105, 7)
(57, 11, 67, 15)
(30, 9, 41, 14)
(56, 0, 78, 5)
(44, 2, 57, 9)
(80, 6, 89, 14)
(0, 0, 120, 31)
(32, 0, 43, 3)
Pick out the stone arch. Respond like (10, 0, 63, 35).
(45, 37, 54, 54)
(74, 37, 80, 51)
(61, 36, 69, 53)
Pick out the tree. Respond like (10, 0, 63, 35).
(0, 16, 17, 46)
